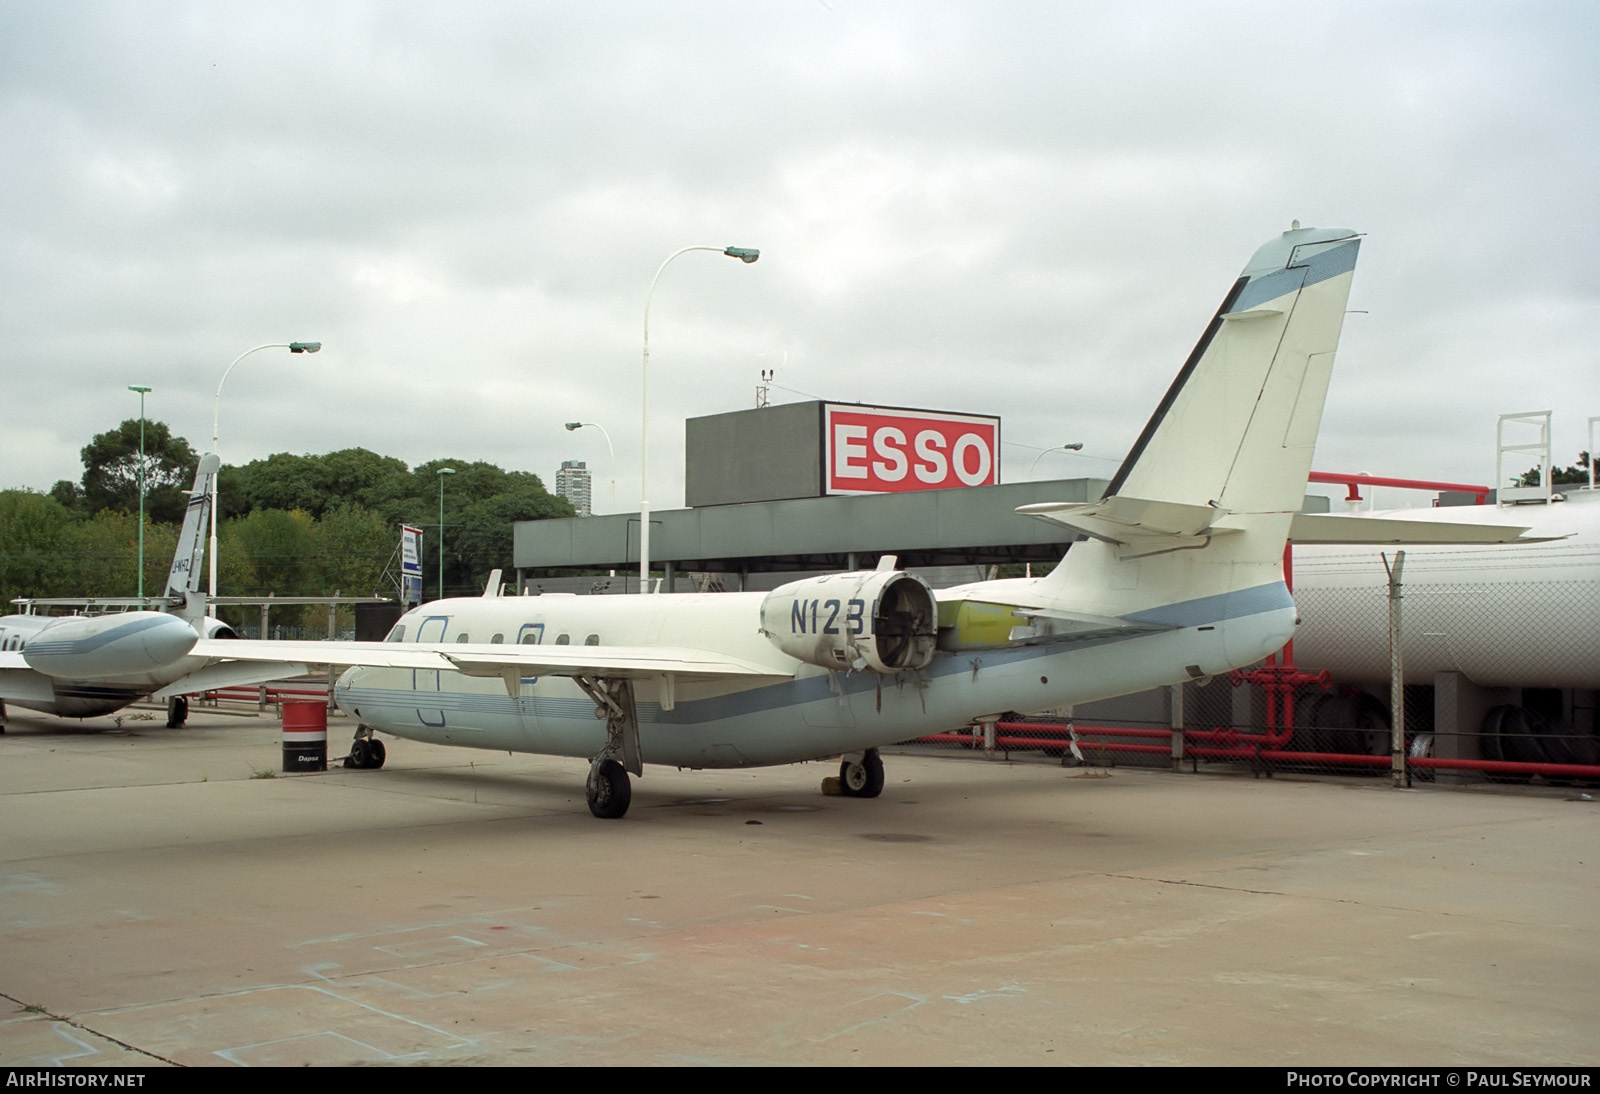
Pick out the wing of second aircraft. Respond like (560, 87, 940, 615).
(153, 639, 792, 700)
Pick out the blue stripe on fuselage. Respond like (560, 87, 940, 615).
(339, 581, 1293, 727)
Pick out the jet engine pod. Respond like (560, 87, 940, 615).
(21, 611, 200, 679)
(759, 568, 938, 673)
(199, 616, 239, 640)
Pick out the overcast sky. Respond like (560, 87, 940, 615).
(3, 1, 1596, 515)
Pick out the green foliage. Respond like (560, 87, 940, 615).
(1513, 451, 1591, 488)
(79, 419, 199, 523)
(6, 420, 574, 609)
(221, 448, 409, 520)
(0, 490, 76, 603)
(311, 504, 397, 597)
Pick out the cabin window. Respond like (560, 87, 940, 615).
(554, 634, 570, 645)
(584, 634, 599, 646)
(385, 626, 406, 643)
(490, 633, 504, 644)
(456, 634, 470, 643)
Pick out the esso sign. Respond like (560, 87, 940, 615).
(825, 405, 1001, 495)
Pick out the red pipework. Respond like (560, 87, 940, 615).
(1308, 470, 1492, 505)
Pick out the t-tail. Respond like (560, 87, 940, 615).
(163, 453, 220, 624)
(1022, 225, 1361, 621)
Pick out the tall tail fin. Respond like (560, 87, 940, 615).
(163, 453, 220, 623)
(1032, 225, 1360, 611)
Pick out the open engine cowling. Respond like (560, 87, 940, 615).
(759, 568, 938, 673)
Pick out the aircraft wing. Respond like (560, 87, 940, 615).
(153, 639, 792, 699)
(441, 646, 791, 683)
(0, 663, 57, 705)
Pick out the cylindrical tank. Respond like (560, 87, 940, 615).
(1290, 489, 1600, 688)
(281, 701, 329, 772)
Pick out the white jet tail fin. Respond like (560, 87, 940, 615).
(1033, 225, 1361, 614)
(162, 453, 220, 623)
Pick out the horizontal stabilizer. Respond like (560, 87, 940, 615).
(1017, 495, 1240, 555)
(1287, 513, 1563, 546)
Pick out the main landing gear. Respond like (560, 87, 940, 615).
(165, 696, 188, 728)
(837, 748, 885, 798)
(574, 676, 642, 819)
(345, 726, 387, 770)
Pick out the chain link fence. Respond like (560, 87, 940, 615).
(908, 574, 1599, 790)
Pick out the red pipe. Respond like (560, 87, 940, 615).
(1308, 470, 1491, 505)
(922, 725, 1600, 780)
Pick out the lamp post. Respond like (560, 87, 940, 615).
(436, 467, 456, 600)
(209, 341, 321, 599)
(564, 421, 615, 512)
(640, 245, 759, 591)
(128, 385, 152, 600)
(1029, 442, 1084, 479)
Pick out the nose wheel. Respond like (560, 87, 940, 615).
(345, 730, 387, 769)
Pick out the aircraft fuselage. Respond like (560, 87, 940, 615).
(336, 582, 1296, 769)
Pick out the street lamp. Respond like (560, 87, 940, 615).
(640, 245, 759, 590)
(564, 421, 615, 512)
(209, 341, 322, 598)
(437, 467, 456, 600)
(1029, 442, 1084, 479)
(128, 385, 151, 600)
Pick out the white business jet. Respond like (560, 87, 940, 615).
(144, 224, 1437, 818)
(0, 455, 235, 726)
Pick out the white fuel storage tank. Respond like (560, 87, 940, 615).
(1288, 488, 1600, 690)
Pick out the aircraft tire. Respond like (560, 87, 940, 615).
(166, 696, 188, 729)
(366, 738, 386, 769)
(345, 739, 370, 769)
(839, 748, 885, 798)
(588, 759, 631, 819)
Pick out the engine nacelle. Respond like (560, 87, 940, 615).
(759, 569, 938, 673)
(199, 616, 238, 640)
(21, 611, 200, 680)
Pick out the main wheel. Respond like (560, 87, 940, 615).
(587, 759, 632, 819)
(166, 696, 188, 728)
(839, 748, 885, 798)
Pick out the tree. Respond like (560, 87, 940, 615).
(79, 419, 199, 524)
(0, 490, 76, 604)
(228, 509, 317, 597)
(451, 490, 575, 594)
(1514, 451, 1592, 488)
(222, 448, 409, 520)
(311, 504, 397, 597)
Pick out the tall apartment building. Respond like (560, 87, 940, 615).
(555, 459, 592, 517)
